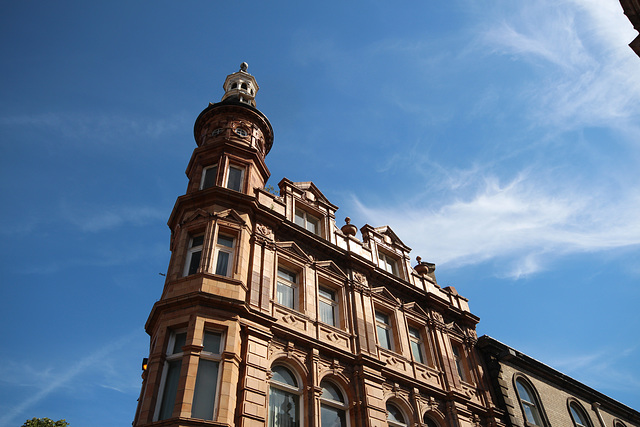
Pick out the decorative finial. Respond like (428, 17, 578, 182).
(341, 217, 358, 237)
(240, 62, 248, 72)
(416, 256, 422, 263)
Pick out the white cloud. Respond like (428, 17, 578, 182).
(352, 171, 640, 278)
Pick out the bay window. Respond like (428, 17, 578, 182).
(191, 331, 223, 420)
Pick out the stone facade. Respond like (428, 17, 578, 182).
(131, 65, 506, 427)
(477, 336, 640, 427)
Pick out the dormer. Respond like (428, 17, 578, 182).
(361, 224, 411, 280)
(278, 178, 339, 243)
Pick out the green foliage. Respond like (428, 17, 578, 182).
(21, 418, 69, 427)
(264, 184, 279, 196)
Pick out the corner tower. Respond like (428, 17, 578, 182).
(133, 65, 506, 427)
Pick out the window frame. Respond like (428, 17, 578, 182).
(213, 233, 235, 277)
(451, 341, 468, 382)
(183, 234, 204, 277)
(200, 164, 218, 190)
(386, 402, 409, 427)
(269, 364, 303, 427)
(318, 285, 339, 327)
(276, 266, 299, 310)
(568, 401, 592, 427)
(375, 310, 394, 351)
(191, 330, 224, 420)
(294, 207, 321, 236)
(514, 376, 546, 427)
(378, 251, 399, 276)
(224, 164, 245, 192)
(155, 329, 187, 421)
(408, 325, 426, 365)
(319, 379, 349, 427)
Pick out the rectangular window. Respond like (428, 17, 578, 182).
(157, 331, 187, 420)
(214, 234, 235, 277)
(184, 235, 204, 276)
(226, 165, 244, 192)
(200, 165, 218, 189)
(295, 208, 320, 235)
(378, 252, 398, 276)
(276, 267, 297, 309)
(408, 327, 425, 364)
(318, 287, 338, 327)
(375, 311, 393, 350)
(191, 331, 223, 420)
(452, 343, 467, 381)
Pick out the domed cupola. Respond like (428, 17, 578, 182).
(221, 62, 258, 107)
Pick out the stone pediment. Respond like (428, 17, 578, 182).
(314, 260, 348, 279)
(371, 286, 400, 306)
(374, 226, 409, 250)
(402, 302, 429, 320)
(276, 241, 313, 263)
(215, 209, 246, 225)
(180, 208, 246, 227)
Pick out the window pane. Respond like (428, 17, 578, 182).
(172, 333, 187, 354)
(203, 332, 221, 353)
(294, 209, 305, 227)
(306, 218, 317, 234)
(202, 166, 217, 189)
(278, 268, 296, 283)
(320, 381, 344, 403)
(215, 251, 230, 276)
(319, 287, 335, 300)
(191, 235, 204, 247)
(377, 325, 391, 350)
(217, 235, 234, 248)
(319, 300, 335, 326)
(321, 404, 346, 427)
(269, 387, 299, 427)
(411, 340, 424, 364)
(227, 166, 243, 191)
(188, 250, 202, 275)
(272, 366, 297, 387)
(159, 360, 182, 420)
(191, 359, 219, 420)
(387, 404, 405, 424)
(277, 282, 295, 308)
(375, 312, 389, 325)
(570, 405, 589, 427)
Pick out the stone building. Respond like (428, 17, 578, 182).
(477, 336, 640, 427)
(131, 64, 506, 427)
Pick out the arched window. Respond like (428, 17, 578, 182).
(614, 421, 627, 427)
(320, 380, 348, 427)
(569, 402, 592, 427)
(386, 403, 408, 427)
(423, 414, 439, 427)
(515, 378, 545, 426)
(269, 365, 302, 427)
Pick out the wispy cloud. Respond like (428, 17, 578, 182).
(352, 170, 640, 278)
(0, 330, 139, 427)
(58, 202, 166, 233)
(546, 346, 640, 396)
(479, 0, 640, 133)
(0, 111, 190, 143)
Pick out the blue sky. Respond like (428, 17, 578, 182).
(1, 1, 639, 425)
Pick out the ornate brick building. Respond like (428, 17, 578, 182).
(131, 64, 506, 427)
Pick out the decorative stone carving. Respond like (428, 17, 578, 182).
(256, 223, 273, 240)
(353, 271, 367, 285)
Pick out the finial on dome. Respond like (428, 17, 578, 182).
(240, 62, 248, 72)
